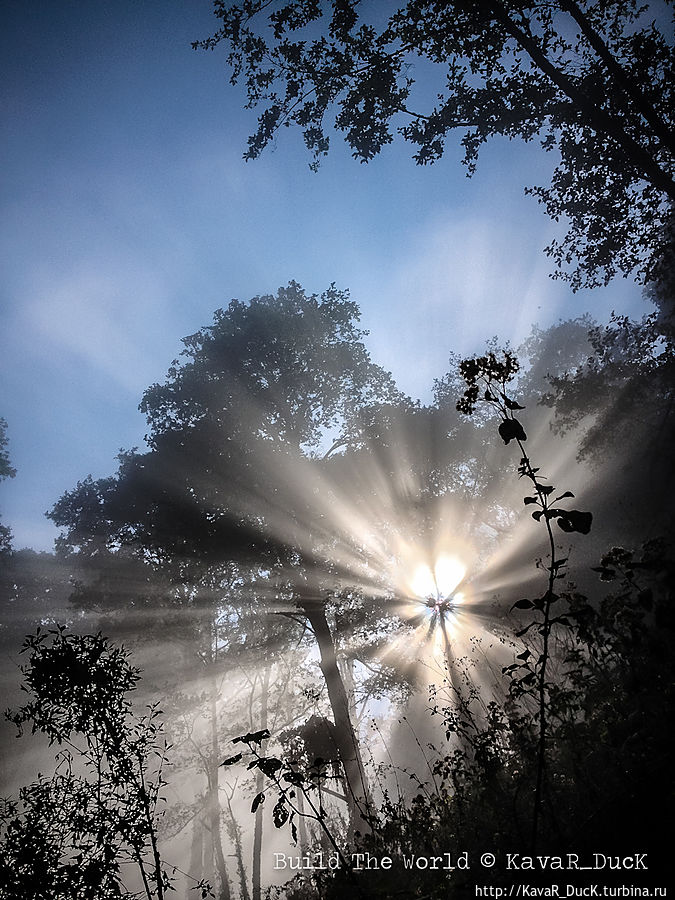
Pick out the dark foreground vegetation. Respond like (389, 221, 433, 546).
(2, 0, 674, 896)
(1, 281, 674, 897)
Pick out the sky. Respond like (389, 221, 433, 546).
(0, 0, 649, 552)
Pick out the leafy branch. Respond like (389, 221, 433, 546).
(457, 349, 592, 851)
(221, 728, 354, 873)
(1, 627, 212, 900)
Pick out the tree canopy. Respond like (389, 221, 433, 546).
(195, 0, 675, 289)
(50, 283, 402, 566)
(141, 281, 400, 453)
(48, 283, 407, 835)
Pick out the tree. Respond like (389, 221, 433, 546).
(49, 282, 403, 839)
(0, 418, 16, 555)
(537, 307, 675, 541)
(195, 0, 675, 289)
(0, 628, 210, 900)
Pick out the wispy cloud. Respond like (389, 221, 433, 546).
(357, 210, 642, 400)
(26, 263, 170, 395)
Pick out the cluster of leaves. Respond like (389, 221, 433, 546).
(0, 627, 196, 900)
(221, 726, 352, 869)
(252, 536, 675, 899)
(456, 347, 595, 848)
(196, 0, 675, 287)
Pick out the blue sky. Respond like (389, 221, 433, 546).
(1, 1, 647, 551)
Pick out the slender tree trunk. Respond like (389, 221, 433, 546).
(339, 655, 358, 725)
(295, 778, 309, 852)
(301, 600, 372, 837)
(252, 665, 270, 900)
(225, 792, 251, 900)
(208, 766, 231, 900)
(210, 664, 231, 900)
(186, 813, 204, 900)
(203, 810, 215, 895)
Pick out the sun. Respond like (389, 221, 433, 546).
(410, 554, 466, 605)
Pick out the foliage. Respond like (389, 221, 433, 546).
(543, 309, 675, 462)
(196, 0, 675, 288)
(456, 347, 593, 849)
(222, 726, 353, 869)
(0, 418, 16, 555)
(0, 419, 15, 483)
(48, 282, 402, 566)
(0, 627, 209, 900)
(237, 354, 674, 897)
(36, 287, 675, 896)
(140, 281, 400, 453)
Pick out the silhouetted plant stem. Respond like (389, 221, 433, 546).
(457, 350, 592, 854)
(513, 434, 557, 854)
(138, 750, 167, 900)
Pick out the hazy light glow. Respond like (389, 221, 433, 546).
(410, 555, 466, 603)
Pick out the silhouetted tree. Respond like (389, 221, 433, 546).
(196, 0, 675, 288)
(49, 283, 403, 839)
(537, 273, 675, 539)
(0, 628, 213, 900)
(0, 418, 16, 556)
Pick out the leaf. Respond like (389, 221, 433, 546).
(556, 510, 593, 534)
(220, 753, 243, 767)
(516, 649, 531, 661)
(283, 771, 306, 785)
(273, 799, 289, 828)
(512, 598, 534, 610)
(291, 820, 298, 844)
(504, 397, 525, 410)
(498, 418, 527, 445)
(554, 491, 575, 501)
(251, 792, 265, 813)
(233, 728, 270, 746)
(523, 496, 538, 505)
(257, 757, 283, 777)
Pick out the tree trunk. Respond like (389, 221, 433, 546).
(252, 665, 270, 900)
(301, 601, 372, 837)
(186, 813, 204, 900)
(202, 810, 215, 896)
(210, 667, 231, 900)
(225, 792, 251, 900)
(339, 654, 358, 725)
